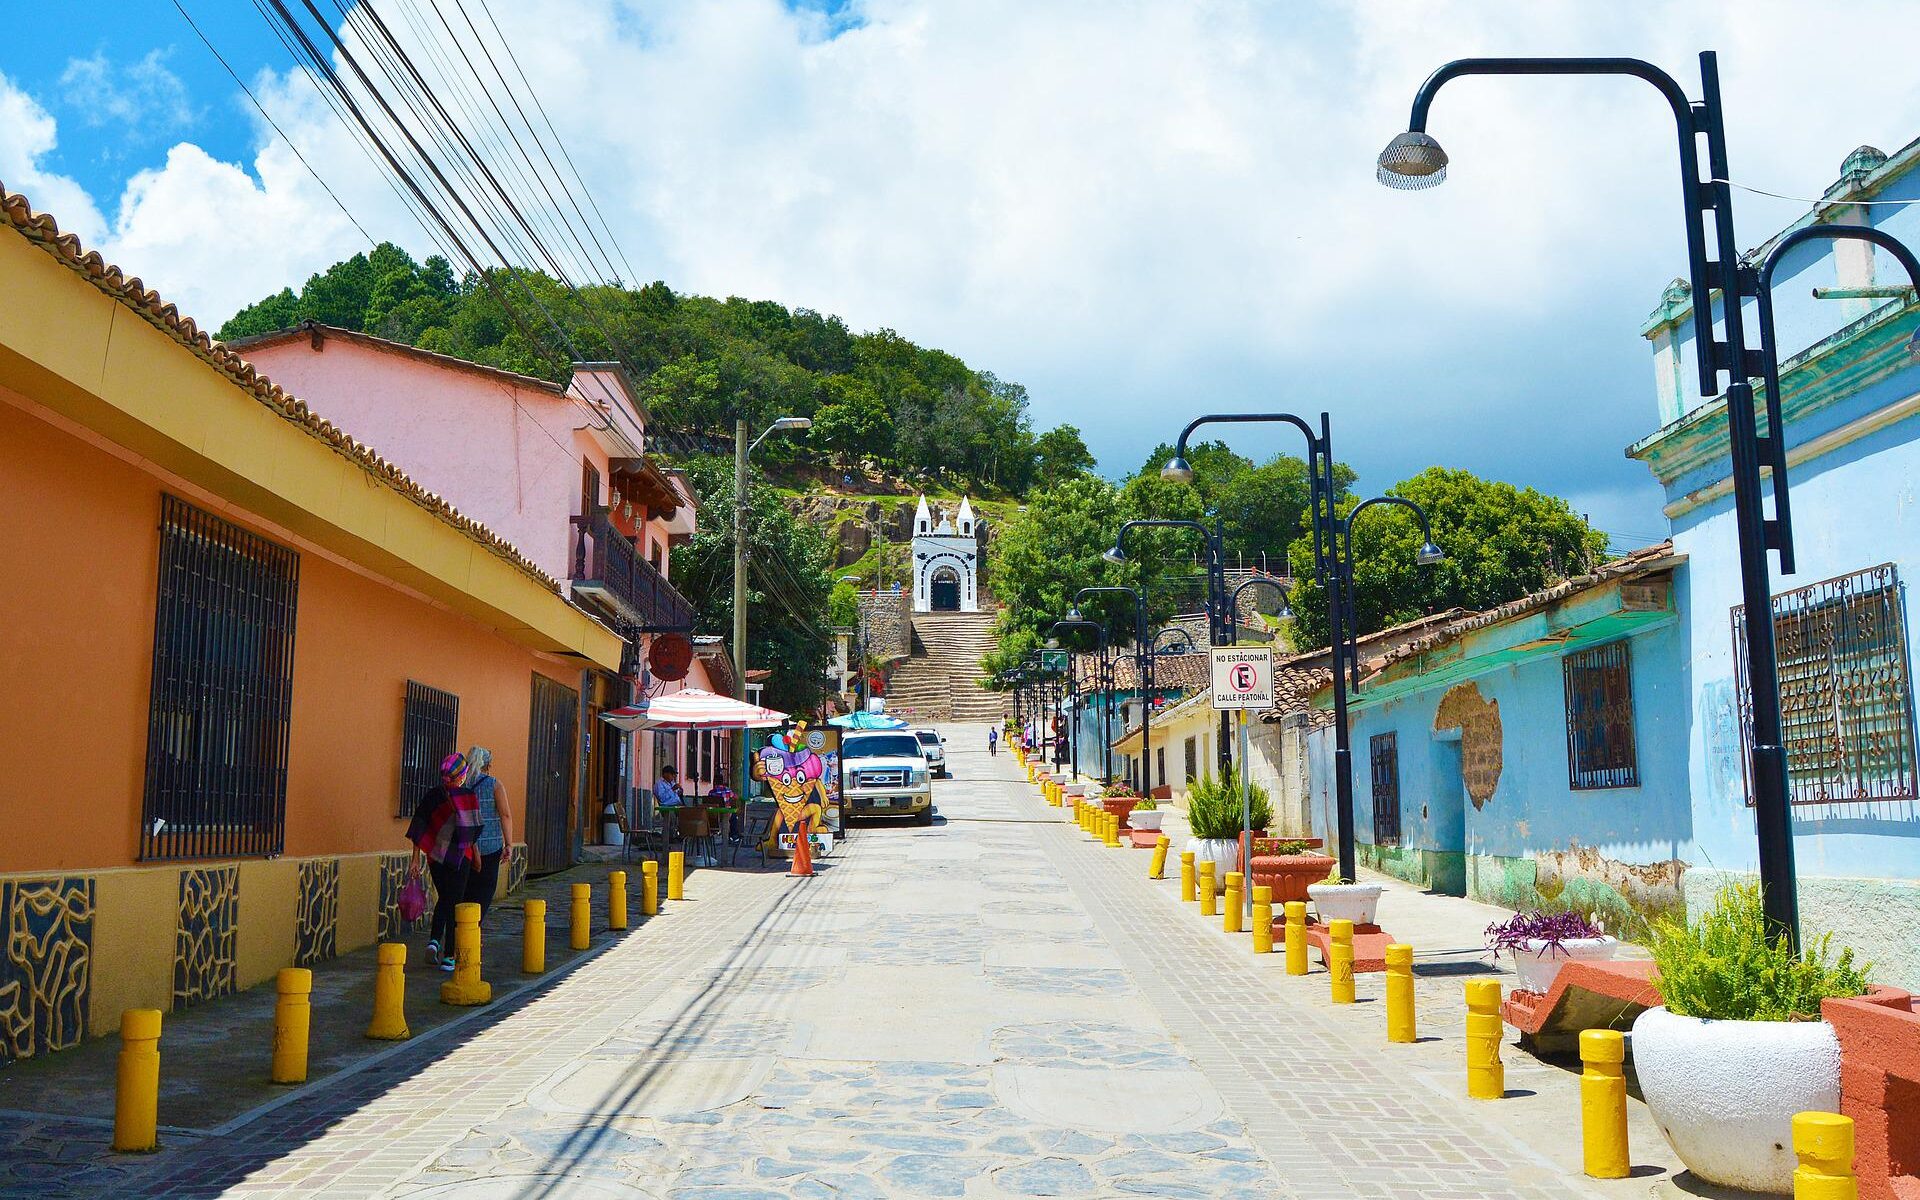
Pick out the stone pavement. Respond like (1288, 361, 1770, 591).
(0, 726, 1707, 1198)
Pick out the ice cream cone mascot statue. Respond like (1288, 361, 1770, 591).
(754, 726, 830, 878)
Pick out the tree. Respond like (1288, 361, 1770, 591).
(1212, 454, 1356, 564)
(827, 580, 859, 629)
(1033, 424, 1097, 482)
(985, 475, 1130, 660)
(813, 377, 893, 464)
(1285, 467, 1609, 648)
(669, 457, 835, 714)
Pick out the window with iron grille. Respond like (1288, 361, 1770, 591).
(1733, 563, 1917, 807)
(1564, 640, 1639, 789)
(140, 495, 300, 861)
(1370, 732, 1400, 846)
(399, 681, 460, 816)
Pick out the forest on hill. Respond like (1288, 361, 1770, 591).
(217, 243, 1093, 496)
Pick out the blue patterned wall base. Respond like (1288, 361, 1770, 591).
(173, 866, 237, 1010)
(0, 877, 93, 1065)
(296, 859, 340, 967)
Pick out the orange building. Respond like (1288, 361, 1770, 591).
(0, 186, 625, 1063)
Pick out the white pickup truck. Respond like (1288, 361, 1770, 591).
(840, 730, 935, 825)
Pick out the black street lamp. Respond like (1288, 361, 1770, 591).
(1076, 585, 1152, 793)
(1157, 413, 1440, 883)
(1053, 616, 1113, 782)
(1228, 575, 1291, 645)
(1376, 52, 1879, 946)
(1107, 517, 1233, 777)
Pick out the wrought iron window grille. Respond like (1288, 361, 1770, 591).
(1733, 563, 1918, 808)
(140, 495, 300, 862)
(1370, 731, 1401, 847)
(1564, 640, 1640, 790)
(399, 681, 460, 816)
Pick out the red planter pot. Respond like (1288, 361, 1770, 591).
(1249, 853, 1338, 905)
(1100, 798, 1139, 824)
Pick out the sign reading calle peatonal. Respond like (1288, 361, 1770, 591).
(1209, 646, 1275, 711)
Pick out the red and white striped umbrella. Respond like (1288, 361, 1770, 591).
(599, 688, 788, 732)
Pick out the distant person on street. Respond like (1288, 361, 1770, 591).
(406, 752, 481, 970)
(987, 727, 998, 755)
(462, 747, 512, 924)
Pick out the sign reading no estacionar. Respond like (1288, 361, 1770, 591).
(1210, 647, 1275, 710)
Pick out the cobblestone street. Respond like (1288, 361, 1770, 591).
(1, 728, 1679, 1199)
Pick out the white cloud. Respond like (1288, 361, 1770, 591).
(59, 49, 196, 135)
(0, 70, 106, 242)
(14, 0, 1920, 539)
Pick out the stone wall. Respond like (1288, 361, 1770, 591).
(857, 589, 912, 664)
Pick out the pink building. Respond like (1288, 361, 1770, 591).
(232, 321, 730, 866)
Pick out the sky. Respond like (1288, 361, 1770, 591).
(7, 1, 1920, 550)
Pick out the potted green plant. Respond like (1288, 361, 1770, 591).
(1307, 860, 1383, 926)
(1247, 838, 1337, 906)
(1182, 768, 1272, 892)
(1631, 882, 1869, 1195)
(1098, 781, 1141, 826)
(1483, 908, 1617, 993)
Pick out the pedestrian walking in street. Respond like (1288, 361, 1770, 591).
(987, 726, 998, 755)
(406, 752, 482, 970)
(462, 746, 512, 923)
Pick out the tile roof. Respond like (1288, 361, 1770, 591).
(0, 185, 567, 596)
(1369, 543, 1681, 676)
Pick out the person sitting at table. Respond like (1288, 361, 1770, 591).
(653, 764, 683, 811)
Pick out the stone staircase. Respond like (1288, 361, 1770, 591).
(882, 611, 1007, 724)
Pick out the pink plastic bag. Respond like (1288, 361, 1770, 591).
(398, 875, 429, 923)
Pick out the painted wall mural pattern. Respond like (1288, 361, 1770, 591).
(378, 853, 436, 943)
(173, 866, 238, 1010)
(0, 877, 94, 1063)
(507, 843, 527, 897)
(295, 858, 340, 967)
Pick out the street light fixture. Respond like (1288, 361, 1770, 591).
(1110, 517, 1234, 776)
(1053, 614, 1113, 783)
(1078, 584, 1153, 794)
(1377, 51, 1807, 944)
(733, 414, 810, 801)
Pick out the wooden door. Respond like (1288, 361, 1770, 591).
(526, 673, 579, 874)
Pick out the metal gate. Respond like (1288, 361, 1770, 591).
(525, 673, 579, 874)
(1370, 731, 1401, 847)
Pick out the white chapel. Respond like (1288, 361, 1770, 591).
(911, 496, 981, 613)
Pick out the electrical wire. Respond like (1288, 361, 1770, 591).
(1721, 178, 1916, 207)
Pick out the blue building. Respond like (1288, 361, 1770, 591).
(1317, 141, 1920, 988)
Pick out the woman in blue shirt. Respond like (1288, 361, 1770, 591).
(461, 747, 514, 935)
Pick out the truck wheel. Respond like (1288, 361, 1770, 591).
(915, 806, 934, 826)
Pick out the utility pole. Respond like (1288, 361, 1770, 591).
(732, 418, 749, 703)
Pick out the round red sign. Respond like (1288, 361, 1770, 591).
(647, 632, 694, 681)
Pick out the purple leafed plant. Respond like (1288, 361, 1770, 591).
(1484, 909, 1606, 958)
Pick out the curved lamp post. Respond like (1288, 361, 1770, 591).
(1375, 51, 1877, 946)
(1076, 586, 1152, 793)
(1107, 518, 1233, 776)
(1053, 616, 1113, 782)
(1228, 575, 1292, 645)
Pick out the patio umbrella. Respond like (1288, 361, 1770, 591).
(827, 710, 908, 730)
(599, 688, 788, 732)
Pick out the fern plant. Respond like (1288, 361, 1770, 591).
(1183, 767, 1273, 840)
(1647, 882, 1868, 1021)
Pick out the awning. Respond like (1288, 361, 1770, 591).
(600, 688, 788, 731)
(828, 711, 908, 730)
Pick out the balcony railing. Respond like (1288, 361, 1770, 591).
(570, 509, 695, 631)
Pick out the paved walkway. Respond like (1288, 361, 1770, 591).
(1, 727, 1697, 1198)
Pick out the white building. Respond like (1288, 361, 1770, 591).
(911, 495, 981, 612)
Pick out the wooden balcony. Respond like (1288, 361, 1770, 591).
(570, 509, 695, 631)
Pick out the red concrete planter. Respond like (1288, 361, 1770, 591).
(1100, 798, 1139, 824)
(1248, 853, 1337, 905)
(1823, 984, 1918, 1200)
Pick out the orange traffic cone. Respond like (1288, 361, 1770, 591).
(789, 817, 815, 878)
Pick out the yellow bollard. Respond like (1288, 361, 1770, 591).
(1149, 835, 1170, 880)
(1223, 872, 1244, 933)
(1385, 943, 1416, 1043)
(1329, 918, 1356, 1003)
(1466, 978, 1505, 1099)
(609, 870, 628, 931)
(1284, 900, 1308, 975)
(521, 899, 547, 975)
(1198, 861, 1217, 917)
(641, 860, 659, 916)
(1104, 813, 1121, 848)
(1251, 885, 1273, 954)
(1580, 1029, 1629, 1179)
(271, 967, 312, 1084)
(440, 901, 492, 1005)
(1792, 1111, 1856, 1200)
(366, 942, 410, 1040)
(1180, 851, 1196, 902)
(113, 1008, 162, 1152)
(668, 850, 685, 901)
(570, 882, 592, 950)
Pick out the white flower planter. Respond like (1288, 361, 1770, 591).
(1307, 882, 1383, 926)
(1631, 1006, 1841, 1195)
(1185, 837, 1240, 892)
(1507, 935, 1618, 993)
(1127, 809, 1164, 832)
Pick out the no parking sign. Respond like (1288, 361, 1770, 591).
(1209, 647, 1274, 710)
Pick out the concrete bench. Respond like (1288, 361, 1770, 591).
(1500, 959, 1660, 1054)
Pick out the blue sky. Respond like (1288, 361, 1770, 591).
(7, 1, 1920, 551)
